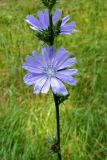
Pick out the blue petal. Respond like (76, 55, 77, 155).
(57, 69, 78, 76)
(61, 22, 76, 29)
(32, 51, 46, 67)
(47, 46, 55, 63)
(23, 53, 44, 70)
(61, 22, 76, 33)
(57, 58, 77, 70)
(33, 76, 47, 94)
(41, 46, 55, 65)
(38, 11, 48, 30)
(52, 9, 62, 25)
(56, 73, 78, 86)
(53, 47, 70, 68)
(51, 77, 68, 96)
(24, 73, 44, 86)
(41, 78, 50, 93)
(41, 46, 50, 65)
(61, 16, 70, 26)
(25, 56, 42, 67)
(26, 15, 42, 30)
(60, 29, 79, 35)
(60, 31, 76, 35)
(22, 64, 43, 74)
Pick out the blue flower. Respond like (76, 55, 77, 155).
(26, 9, 77, 35)
(23, 46, 78, 95)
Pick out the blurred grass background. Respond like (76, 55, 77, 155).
(0, 0, 107, 159)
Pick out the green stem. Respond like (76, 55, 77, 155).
(53, 94, 62, 160)
(48, 7, 62, 160)
(49, 8, 54, 45)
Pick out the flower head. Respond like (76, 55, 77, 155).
(26, 9, 77, 35)
(23, 46, 78, 96)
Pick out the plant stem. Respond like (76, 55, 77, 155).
(48, 7, 62, 160)
(53, 94, 62, 160)
(49, 8, 54, 45)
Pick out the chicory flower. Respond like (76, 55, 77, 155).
(23, 46, 78, 95)
(26, 9, 77, 35)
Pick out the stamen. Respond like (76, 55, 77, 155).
(43, 65, 57, 77)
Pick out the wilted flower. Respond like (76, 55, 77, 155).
(23, 46, 78, 95)
(26, 9, 77, 35)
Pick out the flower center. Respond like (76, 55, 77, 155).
(43, 65, 56, 77)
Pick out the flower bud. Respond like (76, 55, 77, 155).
(41, 0, 58, 9)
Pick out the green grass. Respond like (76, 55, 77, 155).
(0, 0, 107, 159)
